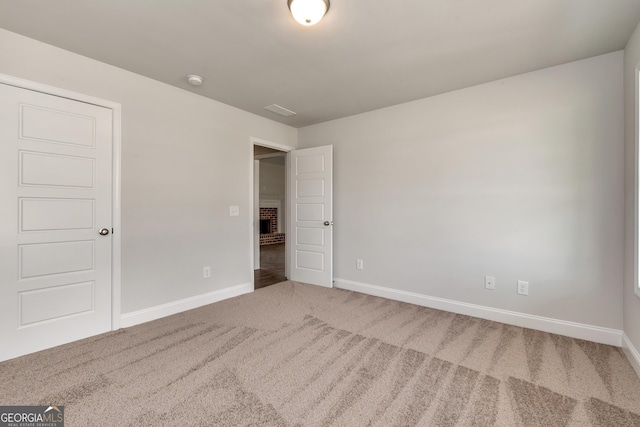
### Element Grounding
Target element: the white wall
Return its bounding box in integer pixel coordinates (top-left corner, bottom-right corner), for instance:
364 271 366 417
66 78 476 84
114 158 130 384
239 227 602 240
259 157 286 198
624 22 640 355
259 157 286 233
0 29 297 314
0 27 629 339
299 52 624 330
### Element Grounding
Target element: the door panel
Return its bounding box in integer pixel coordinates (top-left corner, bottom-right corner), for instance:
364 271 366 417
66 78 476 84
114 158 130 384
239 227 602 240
296 227 324 246
0 83 113 362
20 198 95 231
20 151 95 188
297 179 325 197
289 146 333 287
21 104 96 146
296 203 323 221
19 281 95 326
20 241 95 278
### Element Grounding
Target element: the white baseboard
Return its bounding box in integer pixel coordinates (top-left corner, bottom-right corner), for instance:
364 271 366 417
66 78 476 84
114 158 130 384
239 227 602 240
334 278 623 347
623 333 640 378
120 283 253 328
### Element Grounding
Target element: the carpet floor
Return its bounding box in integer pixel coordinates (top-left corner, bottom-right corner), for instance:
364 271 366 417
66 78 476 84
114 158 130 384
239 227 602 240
1 281 640 426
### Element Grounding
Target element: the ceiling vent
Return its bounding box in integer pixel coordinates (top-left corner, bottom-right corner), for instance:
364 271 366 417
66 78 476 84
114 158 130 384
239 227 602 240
264 104 297 117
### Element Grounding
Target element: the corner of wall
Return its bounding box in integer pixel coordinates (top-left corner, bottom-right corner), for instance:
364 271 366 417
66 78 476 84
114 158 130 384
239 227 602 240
623 333 640 378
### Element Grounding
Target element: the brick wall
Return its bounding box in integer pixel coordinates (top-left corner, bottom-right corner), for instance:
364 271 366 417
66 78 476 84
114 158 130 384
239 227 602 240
260 232 285 245
260 208 277 234
259 207 285 245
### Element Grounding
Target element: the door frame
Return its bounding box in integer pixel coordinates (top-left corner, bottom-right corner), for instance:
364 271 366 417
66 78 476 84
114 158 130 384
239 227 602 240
0 73 123 330
249 137 294 289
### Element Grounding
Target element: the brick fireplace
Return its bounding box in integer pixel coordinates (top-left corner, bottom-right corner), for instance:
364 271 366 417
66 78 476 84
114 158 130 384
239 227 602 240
259 206 285 245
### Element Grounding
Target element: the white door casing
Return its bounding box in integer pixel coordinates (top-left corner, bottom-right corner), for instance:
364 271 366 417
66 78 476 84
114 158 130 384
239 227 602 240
250 137 295 284
254 159 260 270
289 145 333 287
0 83 114 362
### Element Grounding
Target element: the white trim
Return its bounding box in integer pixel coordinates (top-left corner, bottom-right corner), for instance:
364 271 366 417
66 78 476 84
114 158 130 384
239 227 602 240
254 160 260 270
0 73 123 331
111 104 123 330
635 66 640 298
623 333 640 379
251 137 294 153
260 198 282 208
249 137 294 289
285 153 291 280
334 278 623 347
255 152 286 160
120 283 252 328
0 73 121 110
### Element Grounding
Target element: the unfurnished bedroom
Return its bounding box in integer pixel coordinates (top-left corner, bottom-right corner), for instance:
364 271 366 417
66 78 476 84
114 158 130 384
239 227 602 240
1 1 640 426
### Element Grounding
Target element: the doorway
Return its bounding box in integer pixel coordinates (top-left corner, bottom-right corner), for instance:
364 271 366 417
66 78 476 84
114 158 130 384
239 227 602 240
250 138 334 290
253 144 288 289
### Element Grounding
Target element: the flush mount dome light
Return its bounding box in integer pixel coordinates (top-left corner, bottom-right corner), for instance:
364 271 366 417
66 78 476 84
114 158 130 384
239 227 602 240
187 75 203 86
288 0 329 26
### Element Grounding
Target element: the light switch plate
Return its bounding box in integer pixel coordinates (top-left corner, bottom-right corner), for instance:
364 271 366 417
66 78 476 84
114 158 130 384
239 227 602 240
229 205 239 216
517 280 529 296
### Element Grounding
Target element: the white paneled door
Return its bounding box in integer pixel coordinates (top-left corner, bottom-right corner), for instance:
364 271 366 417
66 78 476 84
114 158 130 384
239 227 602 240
289 146 333 287
0 83 113 362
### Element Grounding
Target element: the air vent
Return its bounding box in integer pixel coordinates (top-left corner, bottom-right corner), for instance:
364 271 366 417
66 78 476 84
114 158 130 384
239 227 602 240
264 104 297 117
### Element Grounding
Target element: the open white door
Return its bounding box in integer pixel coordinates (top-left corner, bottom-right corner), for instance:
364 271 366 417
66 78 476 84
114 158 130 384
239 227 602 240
289 145 333 287
0 83 113 361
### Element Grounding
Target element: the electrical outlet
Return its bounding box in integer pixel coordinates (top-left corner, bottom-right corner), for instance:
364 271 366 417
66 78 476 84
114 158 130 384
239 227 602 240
356 259 364 270
203 266 211 278
485 276 495 290
517 280 529 295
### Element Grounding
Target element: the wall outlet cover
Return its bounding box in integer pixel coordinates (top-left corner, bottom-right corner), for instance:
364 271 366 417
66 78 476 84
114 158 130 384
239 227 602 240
485 276 496 290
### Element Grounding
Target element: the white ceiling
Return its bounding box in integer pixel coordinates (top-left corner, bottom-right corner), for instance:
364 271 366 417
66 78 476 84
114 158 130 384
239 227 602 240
1 0 640 128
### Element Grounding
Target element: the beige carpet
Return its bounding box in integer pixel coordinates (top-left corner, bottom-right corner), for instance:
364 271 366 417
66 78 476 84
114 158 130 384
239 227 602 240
1 281 640 426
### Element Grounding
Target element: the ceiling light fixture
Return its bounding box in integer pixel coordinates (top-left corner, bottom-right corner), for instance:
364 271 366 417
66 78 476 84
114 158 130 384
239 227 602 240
187 74 203 86
288 0 329 26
